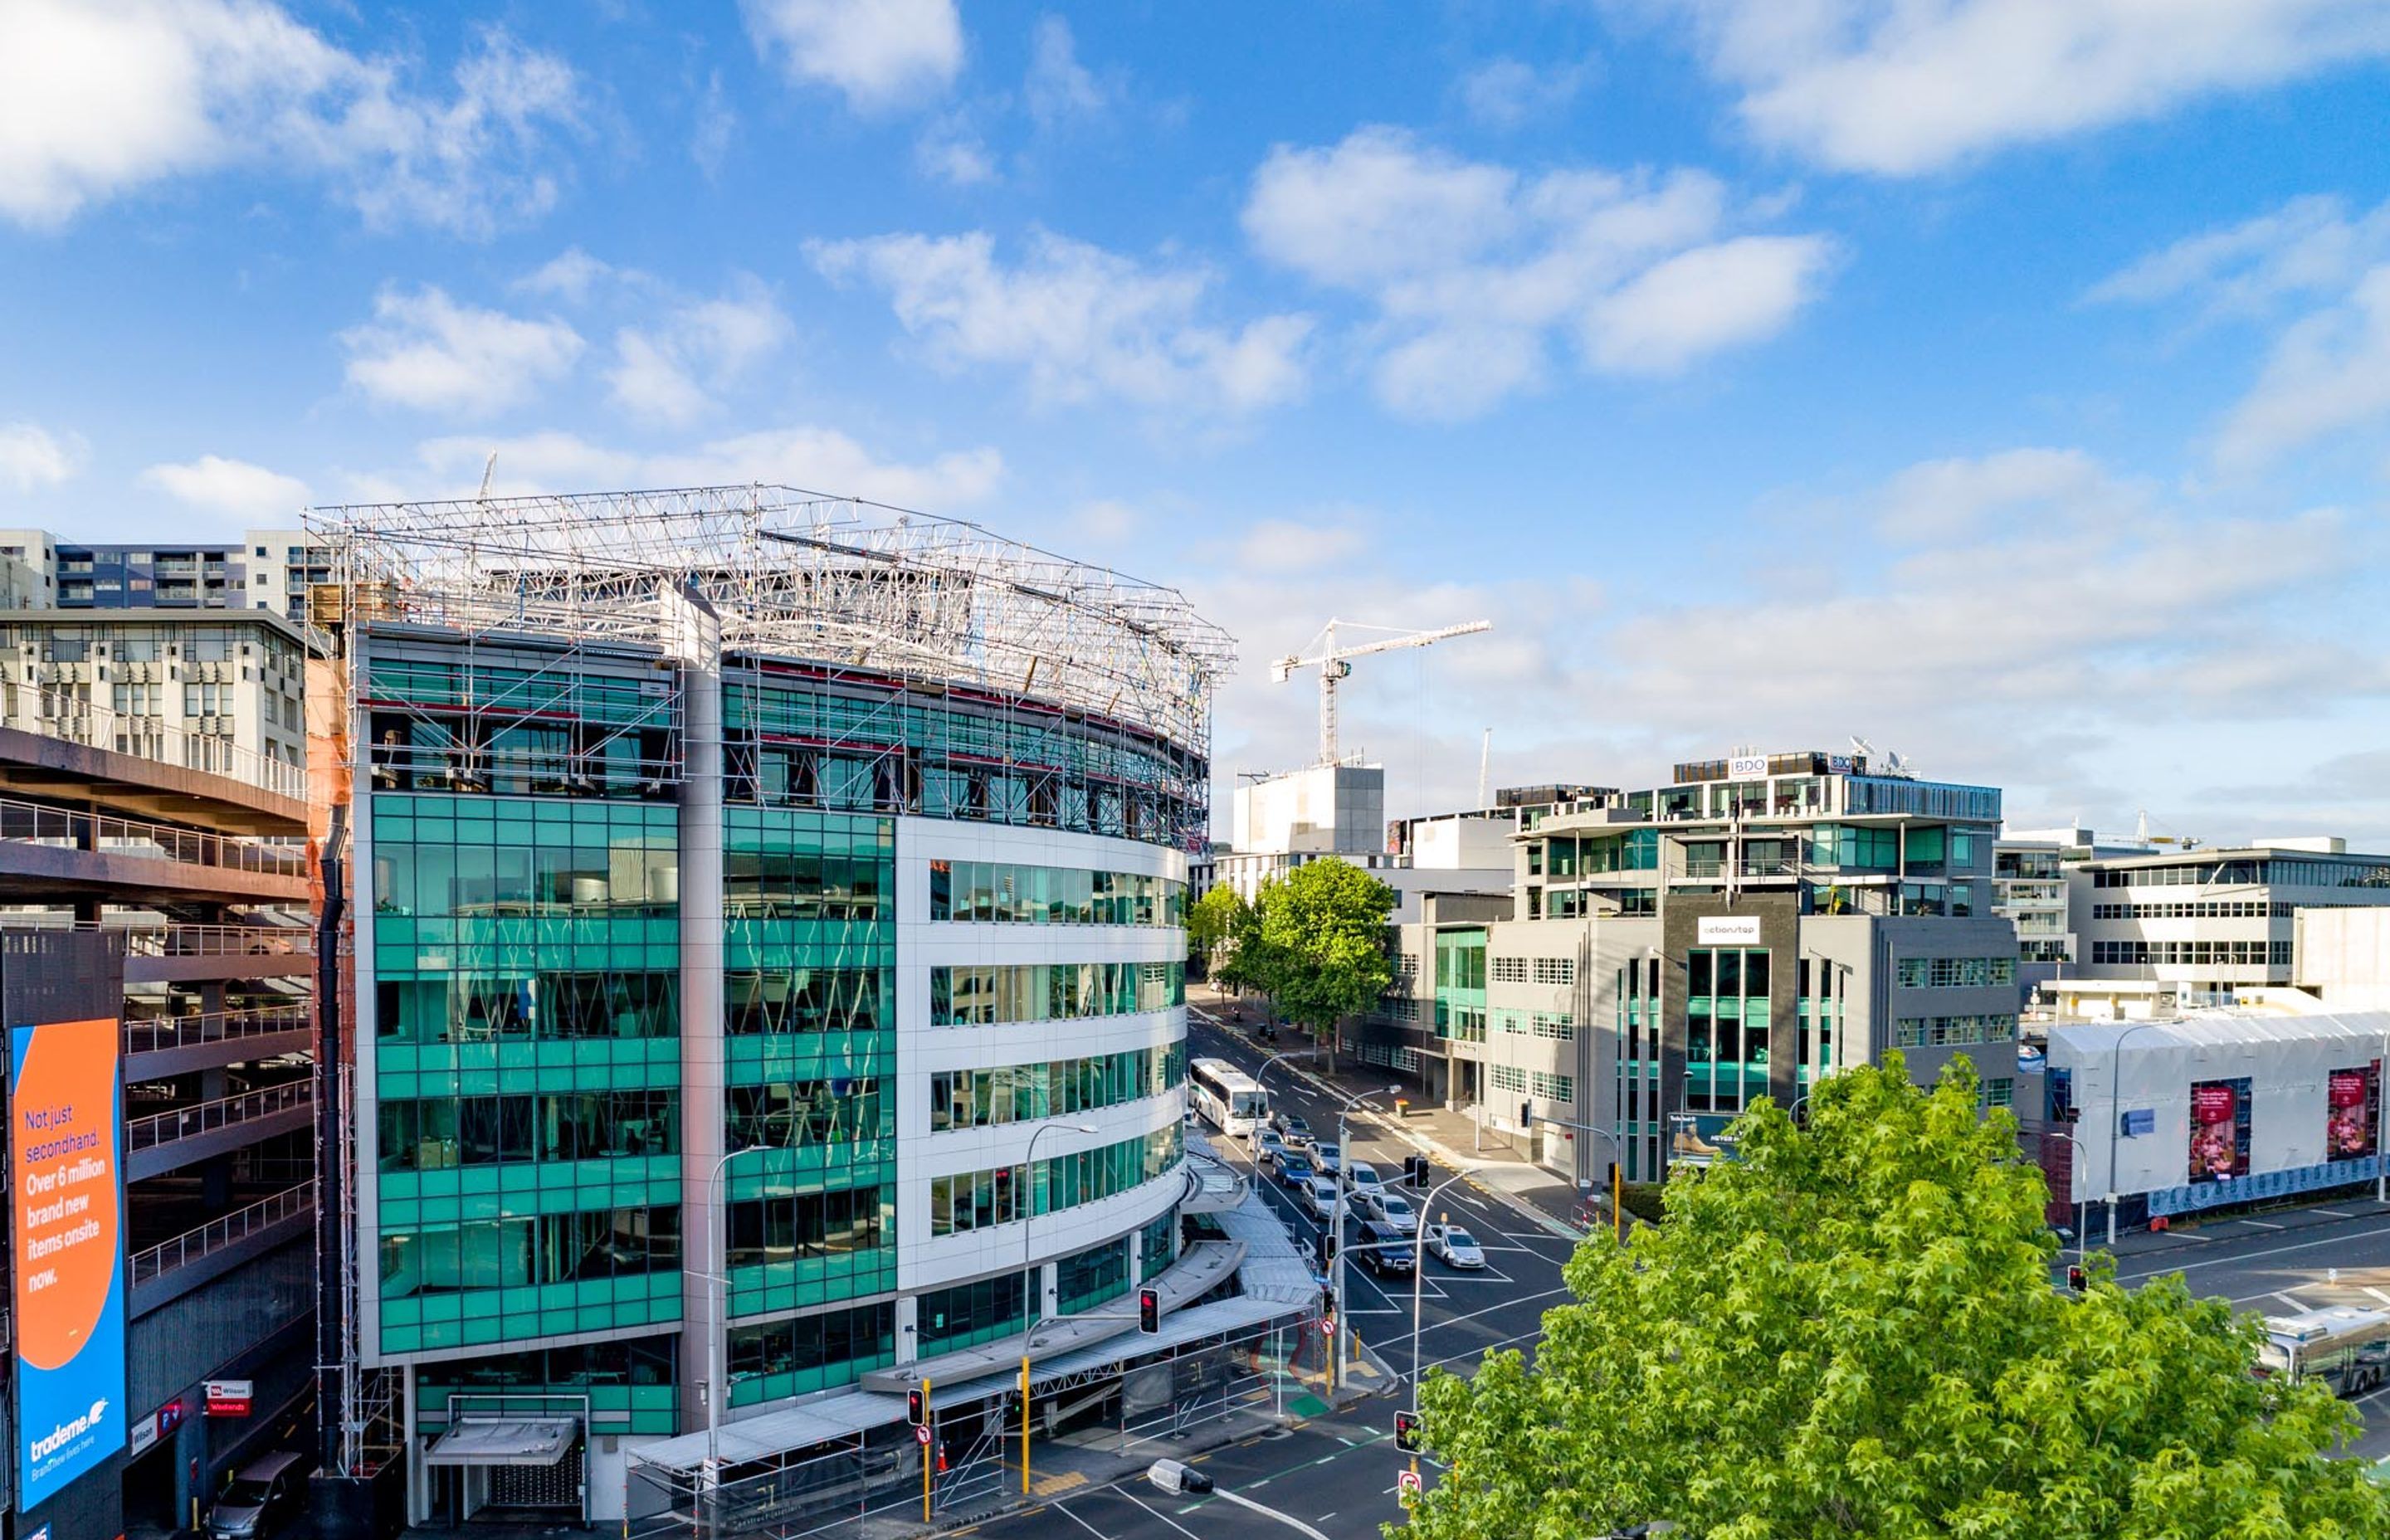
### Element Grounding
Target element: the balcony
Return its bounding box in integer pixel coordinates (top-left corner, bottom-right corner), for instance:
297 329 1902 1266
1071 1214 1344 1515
128 1082 314 1179
130 1181 315 1313
0 794 308 904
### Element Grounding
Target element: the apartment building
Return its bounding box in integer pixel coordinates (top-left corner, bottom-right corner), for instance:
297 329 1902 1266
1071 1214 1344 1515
0 652 317 1537
0 528 334 622
315 490 1241 1529
1359 753 2020 1185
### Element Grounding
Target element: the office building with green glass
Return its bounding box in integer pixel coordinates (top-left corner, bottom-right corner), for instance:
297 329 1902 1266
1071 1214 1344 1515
1359 755 2022 1186
319 489 1227 1527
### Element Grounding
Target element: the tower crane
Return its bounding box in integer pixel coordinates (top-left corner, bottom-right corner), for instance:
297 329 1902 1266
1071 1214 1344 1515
1271 618 1491 767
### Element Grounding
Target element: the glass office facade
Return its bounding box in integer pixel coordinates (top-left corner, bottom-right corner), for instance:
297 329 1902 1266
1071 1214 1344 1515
372 793 684 1355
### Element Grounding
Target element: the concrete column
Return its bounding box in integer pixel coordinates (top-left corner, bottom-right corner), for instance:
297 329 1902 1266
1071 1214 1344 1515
666 584 728 1436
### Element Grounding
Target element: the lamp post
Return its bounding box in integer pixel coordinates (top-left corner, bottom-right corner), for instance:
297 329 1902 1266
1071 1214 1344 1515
1329 1084 1400 1393
2104 1021 2165 1245
2048 1127 2090 1279
1019 1120 1100 1494
1542 1116 1627 1245
1403 1171 1471 1484
700 1143 763 1513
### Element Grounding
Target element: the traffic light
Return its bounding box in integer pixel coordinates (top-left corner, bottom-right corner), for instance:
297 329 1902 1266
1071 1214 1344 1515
1319 1283 1336 1318
1393 1411 1422 1453
2066 1264 2087 1293
1407 1154 1431 1187
1138 1286 1160 1334
907 1386 926 1425
1316 1231 1336 1270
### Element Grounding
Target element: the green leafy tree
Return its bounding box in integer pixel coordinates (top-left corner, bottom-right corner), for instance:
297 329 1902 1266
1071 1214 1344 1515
1399 1056 2389 1540
1256 856 1395 1075
1187 882 1249 979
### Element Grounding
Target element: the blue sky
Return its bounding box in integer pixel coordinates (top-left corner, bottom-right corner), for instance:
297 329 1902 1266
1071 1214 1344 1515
6 1 2390 841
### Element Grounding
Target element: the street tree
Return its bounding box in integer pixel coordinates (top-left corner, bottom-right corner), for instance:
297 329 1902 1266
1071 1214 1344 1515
1187 882 1248 980
1254 857 1395 1075
1398 1055 2390 1540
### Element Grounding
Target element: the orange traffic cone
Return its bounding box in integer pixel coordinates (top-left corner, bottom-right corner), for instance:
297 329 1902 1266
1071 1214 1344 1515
937 1443 949 1474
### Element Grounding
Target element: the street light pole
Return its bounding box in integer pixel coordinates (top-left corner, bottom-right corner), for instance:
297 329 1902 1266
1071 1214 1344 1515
1405 1172 1471 1484
1329 1085 1399 1393
2049 1127 2090 1279
702 1143 762 1508
1541 1115 1627 1245
2104 1021 2163 1245
1019 1120 1099 1494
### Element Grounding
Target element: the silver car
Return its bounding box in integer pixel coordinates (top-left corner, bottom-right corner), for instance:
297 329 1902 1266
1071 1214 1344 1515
1300 1177 1339 1221
1424 1222 1485 1269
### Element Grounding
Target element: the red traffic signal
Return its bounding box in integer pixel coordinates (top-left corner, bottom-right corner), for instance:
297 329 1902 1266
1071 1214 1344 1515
1394 1410 1422 1453
907 1386 926 1425
1138 1286 1160 1334
2065 1265 2087 1293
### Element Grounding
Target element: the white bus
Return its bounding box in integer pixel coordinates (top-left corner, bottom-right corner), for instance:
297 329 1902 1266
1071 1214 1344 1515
2257 1305 2390 1397
1188 1057 1270 1138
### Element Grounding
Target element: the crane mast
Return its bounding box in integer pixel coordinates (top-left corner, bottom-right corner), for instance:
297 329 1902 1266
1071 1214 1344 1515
1271 617 1492 766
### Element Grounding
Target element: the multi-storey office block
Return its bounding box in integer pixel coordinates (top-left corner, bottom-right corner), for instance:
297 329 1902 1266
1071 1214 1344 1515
322 490 1228 1527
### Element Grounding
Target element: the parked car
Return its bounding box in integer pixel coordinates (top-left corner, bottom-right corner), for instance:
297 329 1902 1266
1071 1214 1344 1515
1424 1222 1486 1270
1273 1112 1314 1148
1313 1143 1342 1178
1343 1160 1383 1196
1354 1220 1415 1278
1300 1177 1339 1221
206 1450 315 1540
1275 1153 1316 1191
1359 1191 1419 1235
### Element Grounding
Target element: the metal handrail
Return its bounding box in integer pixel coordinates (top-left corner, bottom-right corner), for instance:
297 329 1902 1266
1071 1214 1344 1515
21 687 301 794
17 686 308 800
124 1006 310 1055
0 919 312 956
128 1082 313 1153
130 1181 315 1287
0 796 306 878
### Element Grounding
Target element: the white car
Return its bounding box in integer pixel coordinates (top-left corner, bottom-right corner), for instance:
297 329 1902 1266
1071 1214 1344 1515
1423 1222 1485 1270
1343 1161 1383 1196
1360 1191 1419 1235
1300 1177 1339 1221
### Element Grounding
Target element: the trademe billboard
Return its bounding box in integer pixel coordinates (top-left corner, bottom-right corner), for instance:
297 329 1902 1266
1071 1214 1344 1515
12 1017 127 1509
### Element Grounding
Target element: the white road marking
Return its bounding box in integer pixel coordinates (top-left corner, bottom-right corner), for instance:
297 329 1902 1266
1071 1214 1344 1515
2274 1291 2311 1311
1123 1489 1207 1540
2314 1209 2354 1219
2111 1217 2390 1280
2367 1287 2390 1308
2238 1219 2285 1231
1419 1288 1571 1335
1051 1497 1112 1540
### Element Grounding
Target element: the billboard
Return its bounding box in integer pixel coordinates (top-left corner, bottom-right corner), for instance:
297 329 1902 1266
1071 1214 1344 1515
2188 1078 2251 1185
12 1017 126 1509
2327 1062 2381 1162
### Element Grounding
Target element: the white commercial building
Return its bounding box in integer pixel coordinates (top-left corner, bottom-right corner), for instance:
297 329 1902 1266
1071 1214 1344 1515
2046 1011 2390 1223
1215 763 1509 922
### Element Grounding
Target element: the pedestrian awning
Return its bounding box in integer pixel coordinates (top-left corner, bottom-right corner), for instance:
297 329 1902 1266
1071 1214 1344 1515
423 1417 580 1467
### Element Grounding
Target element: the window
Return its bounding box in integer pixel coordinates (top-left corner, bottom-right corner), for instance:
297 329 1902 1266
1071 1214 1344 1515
1490 957 1529 984
929 860 1185 927
1532 957 1576 987
1893 1015 2019 1047
1980 1078 2015 1110
929 961 1185 1026
1895 957 2018 989
929 1125 1183 1237
1490 1065 1525 1094
1530 1071 1574 1104
929 1045 1183 1130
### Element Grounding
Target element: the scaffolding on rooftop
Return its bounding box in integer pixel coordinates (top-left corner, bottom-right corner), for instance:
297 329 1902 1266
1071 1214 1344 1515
305 485 1234 755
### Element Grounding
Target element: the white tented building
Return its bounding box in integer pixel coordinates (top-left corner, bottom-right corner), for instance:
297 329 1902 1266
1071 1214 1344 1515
2046 1011 2390 1222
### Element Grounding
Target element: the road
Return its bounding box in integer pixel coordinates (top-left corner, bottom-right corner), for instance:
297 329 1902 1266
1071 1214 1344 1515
965 1010 1583 1540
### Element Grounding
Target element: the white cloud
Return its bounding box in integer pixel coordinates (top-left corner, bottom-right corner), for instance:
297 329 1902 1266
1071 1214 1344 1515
1026 15 1113 128
1456 55 1596 130
1234 518 1368 572
1657 0 2390 177
0 1 580 232
812 229 1312 418
341 285 584 416
1875 446 2122 539
604 275 793 426
1243 127 1830 417
139 454 310 519
406 425 1002 509
915 126 997 185
0 422 82 491
691 71 735 180
741 0 963 113
2218 265 2390 466
518 247 613 303
2096 195 2390 465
